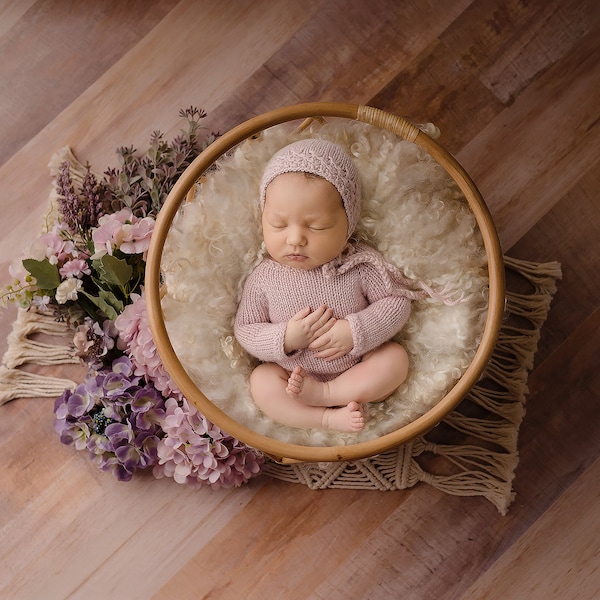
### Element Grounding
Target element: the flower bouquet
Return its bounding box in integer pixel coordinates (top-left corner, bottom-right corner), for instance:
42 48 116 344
1 108 263 487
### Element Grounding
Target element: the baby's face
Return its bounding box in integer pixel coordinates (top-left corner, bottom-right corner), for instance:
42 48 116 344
262 172 348 271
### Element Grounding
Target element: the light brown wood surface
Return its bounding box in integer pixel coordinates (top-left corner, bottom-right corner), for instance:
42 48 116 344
1 1 599 598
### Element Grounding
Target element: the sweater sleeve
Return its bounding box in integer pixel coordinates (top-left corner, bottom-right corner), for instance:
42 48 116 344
233 270 288 364
345 262 412 357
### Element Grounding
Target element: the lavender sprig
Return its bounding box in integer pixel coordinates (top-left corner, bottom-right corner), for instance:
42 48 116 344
103 107 216 217
56 161 108 234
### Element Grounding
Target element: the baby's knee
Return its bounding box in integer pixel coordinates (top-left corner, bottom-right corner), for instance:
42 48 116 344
250 363 287 394
382 341 409 380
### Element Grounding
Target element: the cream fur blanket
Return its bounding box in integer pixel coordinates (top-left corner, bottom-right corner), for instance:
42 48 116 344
160 120 488 447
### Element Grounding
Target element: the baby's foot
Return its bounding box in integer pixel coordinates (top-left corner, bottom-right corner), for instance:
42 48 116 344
285 366 305 396
286 366 330 406
321 401 365 433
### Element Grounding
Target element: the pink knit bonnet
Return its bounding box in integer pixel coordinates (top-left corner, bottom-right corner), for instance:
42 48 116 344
259 139 361 238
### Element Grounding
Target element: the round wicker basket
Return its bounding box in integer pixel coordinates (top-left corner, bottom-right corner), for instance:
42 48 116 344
145 102 505 463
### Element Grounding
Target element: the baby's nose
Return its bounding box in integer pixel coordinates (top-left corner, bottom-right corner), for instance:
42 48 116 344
287 226 306 246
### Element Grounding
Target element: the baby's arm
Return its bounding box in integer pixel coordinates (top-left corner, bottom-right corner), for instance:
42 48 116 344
284 305 336 353
235 274 288 363
346 295 411 357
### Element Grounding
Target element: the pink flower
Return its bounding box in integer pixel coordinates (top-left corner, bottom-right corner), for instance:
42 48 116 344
92 210 128 255
59 258 91 279
119 217 154 255
114 292 181 399
40 225 77 264
92 208 154 257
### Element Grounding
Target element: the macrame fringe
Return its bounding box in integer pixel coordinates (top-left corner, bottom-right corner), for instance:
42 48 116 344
0 308 79 404
263 257 562 515
0 366 77 406
503 255 562 293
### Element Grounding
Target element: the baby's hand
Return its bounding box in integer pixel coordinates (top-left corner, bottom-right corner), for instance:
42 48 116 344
309 319 354 360
284 305 336 354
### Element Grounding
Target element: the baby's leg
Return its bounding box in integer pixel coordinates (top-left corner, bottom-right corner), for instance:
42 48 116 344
288 342 409 407
250 363 365 432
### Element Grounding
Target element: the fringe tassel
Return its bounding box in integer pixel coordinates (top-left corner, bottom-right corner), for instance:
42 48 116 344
506 291 556 328
413 466 515 515
441 411 521 449
466 387 525 423
0 308 79 402
0 148 89 404
413 439 517 482
503 255 562 292
0 366 77 406
48 145 90 182
13 306 71 336
3 338 78 369
402 257 561 513
2 308 78 369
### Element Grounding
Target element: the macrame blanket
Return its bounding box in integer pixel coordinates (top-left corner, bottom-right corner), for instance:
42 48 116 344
262 255 560 514
0 255 560 514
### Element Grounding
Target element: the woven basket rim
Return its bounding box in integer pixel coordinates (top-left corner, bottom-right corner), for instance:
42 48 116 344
145 102 505 463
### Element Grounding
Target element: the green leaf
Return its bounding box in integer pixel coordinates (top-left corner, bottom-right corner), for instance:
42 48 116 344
94 254 133 288
81 289 124 321
22 258 61 290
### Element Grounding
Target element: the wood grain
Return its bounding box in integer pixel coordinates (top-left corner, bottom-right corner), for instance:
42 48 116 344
1 1 599 598
461 456 600 600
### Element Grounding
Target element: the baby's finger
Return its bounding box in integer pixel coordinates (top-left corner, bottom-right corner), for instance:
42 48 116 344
308 334 326 350
314 318 336 338
299 304 323 325
306 305 331 328
312 309 335 331
292 306 312 321
314 346 345 360
309 332 333 350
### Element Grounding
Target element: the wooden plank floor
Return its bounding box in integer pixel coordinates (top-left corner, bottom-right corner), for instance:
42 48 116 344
1 1 599 598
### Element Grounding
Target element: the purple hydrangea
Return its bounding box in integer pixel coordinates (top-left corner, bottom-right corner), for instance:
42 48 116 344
115 293 265 488
54 356 165 481
153 398 264 489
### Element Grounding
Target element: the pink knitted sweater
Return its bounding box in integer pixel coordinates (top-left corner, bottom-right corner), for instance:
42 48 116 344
234 243 412 382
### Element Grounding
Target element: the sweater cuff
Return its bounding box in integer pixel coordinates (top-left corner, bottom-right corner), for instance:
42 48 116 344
273 321 289 362
346 313 364 357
